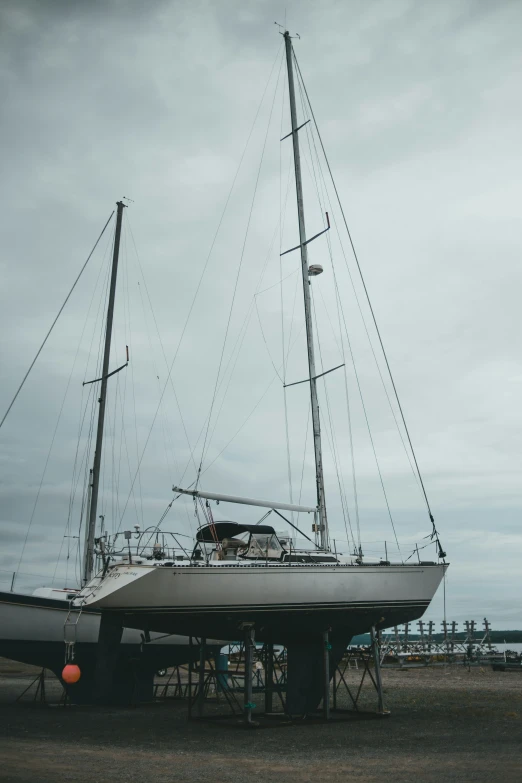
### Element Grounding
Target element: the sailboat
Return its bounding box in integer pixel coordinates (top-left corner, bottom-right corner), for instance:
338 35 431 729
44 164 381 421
0 201 222 704
74 32 448 713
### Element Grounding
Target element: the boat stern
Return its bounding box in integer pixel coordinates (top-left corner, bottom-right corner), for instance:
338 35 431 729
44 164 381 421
73 564 154 609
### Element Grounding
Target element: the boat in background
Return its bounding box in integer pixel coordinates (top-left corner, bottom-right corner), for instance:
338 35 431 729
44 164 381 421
0 202 223 704
0 586 219 704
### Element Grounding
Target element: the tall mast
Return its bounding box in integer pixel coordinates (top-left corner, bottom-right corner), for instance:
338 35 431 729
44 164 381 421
283 32 329 551
82 200 125 584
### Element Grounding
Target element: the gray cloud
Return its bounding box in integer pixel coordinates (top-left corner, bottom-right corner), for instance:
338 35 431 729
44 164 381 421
1 0 521 632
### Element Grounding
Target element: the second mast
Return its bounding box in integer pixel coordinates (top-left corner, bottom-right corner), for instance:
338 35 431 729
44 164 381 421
83 200 126 584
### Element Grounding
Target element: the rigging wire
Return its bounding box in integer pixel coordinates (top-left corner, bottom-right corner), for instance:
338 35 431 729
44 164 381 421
51 384 95 586
255 267 299 296
297 405 310 511
197 48 285 479
122 225 144 530
310 287 357 553
173 212 290 496
174 321 306 497
254 299 283 383
128 213 278 532
298 80 420 492
0 211 114 432
278 54 294 519
292 51 444 556
280 199 294 511
115 378 143 526
198 53 299 477
52 226 114 585
294 71 361 551
295 63 400 556
115 42 284 530
17 217 116 578
75 228 116 579
114 232 132 529
326 278 402 556
127 218 200 479
167 319 307 519
126 220 195 536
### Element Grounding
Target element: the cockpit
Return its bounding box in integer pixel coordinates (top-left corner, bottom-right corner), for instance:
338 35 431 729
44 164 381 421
193 521 339 564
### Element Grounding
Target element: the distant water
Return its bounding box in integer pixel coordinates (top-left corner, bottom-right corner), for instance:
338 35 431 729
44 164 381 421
495 643 522 654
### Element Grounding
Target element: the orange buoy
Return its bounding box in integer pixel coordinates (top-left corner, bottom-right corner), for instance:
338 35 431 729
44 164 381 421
62 664 81 684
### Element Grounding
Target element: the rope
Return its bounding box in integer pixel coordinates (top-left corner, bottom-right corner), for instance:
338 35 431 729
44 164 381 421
293 52 444 557
0 211 114 432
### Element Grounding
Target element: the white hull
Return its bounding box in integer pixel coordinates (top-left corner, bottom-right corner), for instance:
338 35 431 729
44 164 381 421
0 589 223 678
77 561 447 642
0 591 187 646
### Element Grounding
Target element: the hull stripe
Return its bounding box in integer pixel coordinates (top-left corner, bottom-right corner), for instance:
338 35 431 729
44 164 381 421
114 599 431 614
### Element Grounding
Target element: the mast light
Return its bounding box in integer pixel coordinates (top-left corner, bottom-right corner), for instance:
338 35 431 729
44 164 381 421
308 264 323 276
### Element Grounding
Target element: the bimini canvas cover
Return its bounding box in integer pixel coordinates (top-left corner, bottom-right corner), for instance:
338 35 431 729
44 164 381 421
196 521 276 543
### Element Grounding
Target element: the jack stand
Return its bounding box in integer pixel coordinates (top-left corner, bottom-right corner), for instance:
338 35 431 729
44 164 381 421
197 637 206 718
332 632 390 718
187 638 244 720
242 623 258 727
323 629 331 720
15 668 47 704
264 642 274 713
370 625 387 715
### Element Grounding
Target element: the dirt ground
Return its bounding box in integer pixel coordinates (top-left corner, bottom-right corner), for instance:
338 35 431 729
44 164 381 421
0 662 521 782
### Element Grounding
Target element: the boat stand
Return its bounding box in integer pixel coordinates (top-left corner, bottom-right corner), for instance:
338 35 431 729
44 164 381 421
186 631 290 728
14 668 48 704
182 627 388 727
331 626 389 717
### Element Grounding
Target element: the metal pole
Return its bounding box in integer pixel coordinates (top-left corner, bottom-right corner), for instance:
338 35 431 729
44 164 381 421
83 201 126 584
244 626 255 725
283 31 329 551
188 636 193 718
82 469 93 582
197 637 206 717
371 625 385 714
265 642 274 713
10 572 15 592
323 630 330 720
332 662 337 711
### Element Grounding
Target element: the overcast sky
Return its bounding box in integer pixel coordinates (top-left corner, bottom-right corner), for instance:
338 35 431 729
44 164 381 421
1 0 521 632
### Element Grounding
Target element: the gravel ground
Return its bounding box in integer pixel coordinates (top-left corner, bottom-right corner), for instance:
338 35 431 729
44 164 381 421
0 664 521 782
